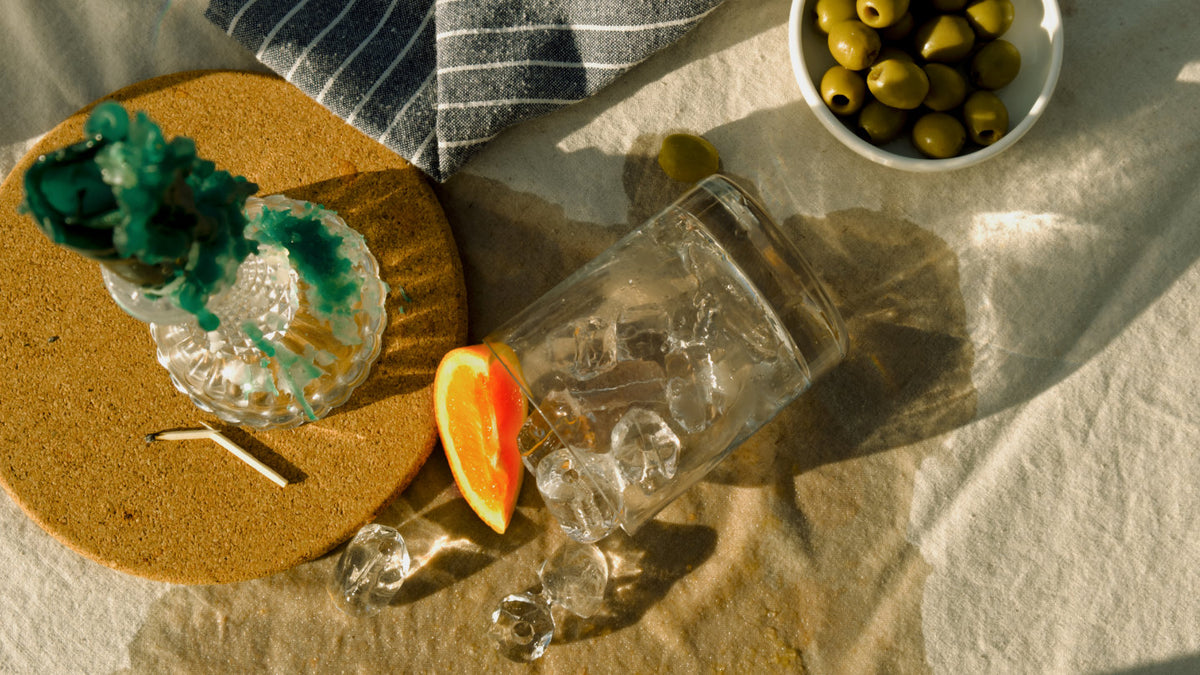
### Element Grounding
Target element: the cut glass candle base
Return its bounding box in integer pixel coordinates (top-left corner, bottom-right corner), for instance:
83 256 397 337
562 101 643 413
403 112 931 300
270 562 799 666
104 195 387 429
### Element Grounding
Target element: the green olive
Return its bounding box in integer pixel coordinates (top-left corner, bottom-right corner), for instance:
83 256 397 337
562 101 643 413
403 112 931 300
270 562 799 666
965 0 1015 39
912 112 966 158
867 57 929 109
857 100 908 145
879 12 914 41
657 134 720 183
914 15 976 63
827 20 882 70
821 66 868 115
962 90 1009 145
971 39 1021 89
922 63 968 111
931 0 968 10
814 0 858 34
856 0 909 29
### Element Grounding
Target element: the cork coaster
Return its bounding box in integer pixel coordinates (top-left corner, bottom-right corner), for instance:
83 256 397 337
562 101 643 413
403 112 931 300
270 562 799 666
0 71 467 584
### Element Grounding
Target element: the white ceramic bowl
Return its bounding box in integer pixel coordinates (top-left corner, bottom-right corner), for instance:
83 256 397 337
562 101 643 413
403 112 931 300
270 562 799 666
788 0 1064 171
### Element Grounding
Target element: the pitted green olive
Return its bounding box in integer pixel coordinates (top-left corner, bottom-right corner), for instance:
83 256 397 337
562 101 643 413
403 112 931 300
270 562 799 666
912 112 966 158
856 0 909 29
814 0 858 34
922 63 968 111
971 39 1021 89
965 0 1015 39
827 20 882 70
963 90 1010 145
821 66 868 115
857 100 908 145
867 57 929 109
914 15 976 63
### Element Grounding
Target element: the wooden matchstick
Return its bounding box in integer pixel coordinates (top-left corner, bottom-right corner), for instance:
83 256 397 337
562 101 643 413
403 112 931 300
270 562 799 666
147 423 288 488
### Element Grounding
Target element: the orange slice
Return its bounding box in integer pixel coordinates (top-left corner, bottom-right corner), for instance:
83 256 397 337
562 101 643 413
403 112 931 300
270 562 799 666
433 344 527 533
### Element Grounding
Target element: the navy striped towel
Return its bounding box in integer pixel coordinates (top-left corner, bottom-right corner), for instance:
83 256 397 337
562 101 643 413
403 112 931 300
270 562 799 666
206 0 724 182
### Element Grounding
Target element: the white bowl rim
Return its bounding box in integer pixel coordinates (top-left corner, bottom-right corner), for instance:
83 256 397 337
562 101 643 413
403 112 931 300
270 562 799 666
787 0 1065 172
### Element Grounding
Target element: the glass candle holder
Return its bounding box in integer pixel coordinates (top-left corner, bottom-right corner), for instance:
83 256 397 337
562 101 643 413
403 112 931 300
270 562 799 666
103 195 387 429
21 101 386 430
484 175 847 542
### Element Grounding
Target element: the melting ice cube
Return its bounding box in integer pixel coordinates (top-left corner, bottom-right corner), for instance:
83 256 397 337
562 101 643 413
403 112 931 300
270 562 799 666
616 305 671 362
539 540 608 618
566 359 668 430
327 524 411 617
663 345 717 432
488 592 554 662
610 407 681 492
535 447 618 543
517 386 598 470
568 317 617 380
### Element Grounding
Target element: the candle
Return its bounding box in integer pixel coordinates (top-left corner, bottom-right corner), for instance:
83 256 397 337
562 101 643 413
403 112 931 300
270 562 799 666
20 101 258 331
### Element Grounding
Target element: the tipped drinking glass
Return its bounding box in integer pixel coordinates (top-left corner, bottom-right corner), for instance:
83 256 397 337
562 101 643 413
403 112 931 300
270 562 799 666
484 175 847 542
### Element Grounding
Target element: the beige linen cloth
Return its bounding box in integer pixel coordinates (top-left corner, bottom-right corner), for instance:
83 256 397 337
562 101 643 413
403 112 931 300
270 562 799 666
2 0 1199 672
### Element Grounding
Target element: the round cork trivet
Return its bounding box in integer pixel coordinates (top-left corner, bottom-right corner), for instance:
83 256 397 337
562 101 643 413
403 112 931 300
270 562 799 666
0 71 467 584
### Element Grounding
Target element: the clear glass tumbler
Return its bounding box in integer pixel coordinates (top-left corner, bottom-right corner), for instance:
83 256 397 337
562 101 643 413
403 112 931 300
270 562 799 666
484 175 847 542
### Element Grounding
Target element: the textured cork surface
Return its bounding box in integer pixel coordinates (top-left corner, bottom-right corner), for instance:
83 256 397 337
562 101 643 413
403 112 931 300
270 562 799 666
0 70 467 584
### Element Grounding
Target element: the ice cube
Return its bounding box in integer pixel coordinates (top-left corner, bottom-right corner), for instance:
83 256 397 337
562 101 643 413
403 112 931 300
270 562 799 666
665 377 709 433
539 540 608 618
543 329 578 369
722 295 784 363
664 345 717 432
615 305 671 362
535 448 618 543
679 235 729 289
489 592 554 662
610 407 681 492
567 360 667 426
690 290 720 343
518 388 596 471
568 317 617 380
327 524 411 617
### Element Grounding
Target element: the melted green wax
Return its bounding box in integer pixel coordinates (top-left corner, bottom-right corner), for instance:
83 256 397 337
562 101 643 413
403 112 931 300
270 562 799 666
243 322 322 421
242 201 373 421
20 101 258 331
251 203 364 346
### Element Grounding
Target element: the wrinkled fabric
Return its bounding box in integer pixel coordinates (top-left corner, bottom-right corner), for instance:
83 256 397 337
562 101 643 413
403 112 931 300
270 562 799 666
3 0 1200 673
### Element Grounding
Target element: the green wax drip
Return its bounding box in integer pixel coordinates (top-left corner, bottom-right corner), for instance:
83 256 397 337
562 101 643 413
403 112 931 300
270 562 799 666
243 322 319 421
19 101 258 331
238 202 372 421
251 203 363 346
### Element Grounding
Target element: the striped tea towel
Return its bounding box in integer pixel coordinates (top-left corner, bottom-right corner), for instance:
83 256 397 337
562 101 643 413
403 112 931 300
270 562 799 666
205 0 725 182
